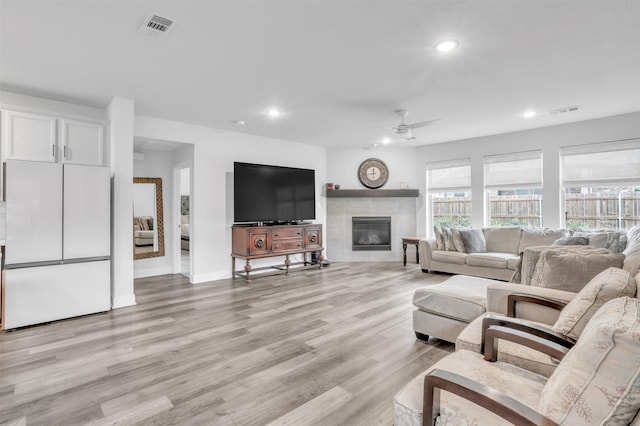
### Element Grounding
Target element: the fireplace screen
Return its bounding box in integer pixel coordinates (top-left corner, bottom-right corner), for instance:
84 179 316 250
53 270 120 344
352 216 391 251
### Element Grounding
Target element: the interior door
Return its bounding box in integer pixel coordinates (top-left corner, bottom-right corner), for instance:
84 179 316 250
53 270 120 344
5 160 63 264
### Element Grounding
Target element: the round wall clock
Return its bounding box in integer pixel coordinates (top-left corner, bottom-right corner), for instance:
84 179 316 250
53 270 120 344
358 158 389 189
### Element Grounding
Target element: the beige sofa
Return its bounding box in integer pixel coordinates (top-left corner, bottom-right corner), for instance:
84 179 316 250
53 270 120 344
419 227 567 281
133 216 154 246
413 243 636 343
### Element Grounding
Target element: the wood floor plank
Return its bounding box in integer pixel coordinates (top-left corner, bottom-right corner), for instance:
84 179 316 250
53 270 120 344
0 262 453 425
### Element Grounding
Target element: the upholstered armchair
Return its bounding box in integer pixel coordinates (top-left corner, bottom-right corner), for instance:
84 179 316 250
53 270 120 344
394 297 640 426
456 267 638 377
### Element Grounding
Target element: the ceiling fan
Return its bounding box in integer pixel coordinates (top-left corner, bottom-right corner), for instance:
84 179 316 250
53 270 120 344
380 109 441 141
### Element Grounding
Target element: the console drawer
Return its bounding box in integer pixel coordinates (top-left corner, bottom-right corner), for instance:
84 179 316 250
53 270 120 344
272 227 303 240
272 240 304 253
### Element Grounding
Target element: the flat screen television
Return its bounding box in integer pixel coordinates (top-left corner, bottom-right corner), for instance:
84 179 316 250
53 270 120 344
233 162 316 223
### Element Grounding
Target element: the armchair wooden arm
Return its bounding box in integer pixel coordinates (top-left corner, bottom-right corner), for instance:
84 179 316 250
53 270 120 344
484 325 570 363
481 313 576 353
423 369 558 426
507 294 567 318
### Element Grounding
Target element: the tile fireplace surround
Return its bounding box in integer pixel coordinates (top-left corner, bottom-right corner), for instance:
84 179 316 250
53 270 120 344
327 196 418 262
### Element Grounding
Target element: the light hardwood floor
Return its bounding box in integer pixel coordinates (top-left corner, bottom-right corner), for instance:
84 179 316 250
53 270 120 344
0 262 453 425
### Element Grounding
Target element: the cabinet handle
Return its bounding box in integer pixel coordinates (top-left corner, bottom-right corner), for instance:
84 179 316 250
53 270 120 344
63 146 69 160
52 144 56 158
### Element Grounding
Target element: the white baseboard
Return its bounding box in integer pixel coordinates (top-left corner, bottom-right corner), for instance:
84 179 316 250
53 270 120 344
192 270 230 284
133 265 173 279
112 293 137 308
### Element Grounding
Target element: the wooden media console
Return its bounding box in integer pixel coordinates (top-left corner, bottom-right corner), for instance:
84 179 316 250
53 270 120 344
231 224 324 282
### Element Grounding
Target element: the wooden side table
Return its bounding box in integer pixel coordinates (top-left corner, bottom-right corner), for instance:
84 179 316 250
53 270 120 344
401 237 422 266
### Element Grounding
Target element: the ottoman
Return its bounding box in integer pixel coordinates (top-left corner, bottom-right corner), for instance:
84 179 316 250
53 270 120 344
413 275 501 343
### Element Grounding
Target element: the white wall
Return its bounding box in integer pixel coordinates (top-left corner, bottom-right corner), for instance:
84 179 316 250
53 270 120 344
326 147 418 191
134 115 328 283
413 112 640 237
133 150 174 278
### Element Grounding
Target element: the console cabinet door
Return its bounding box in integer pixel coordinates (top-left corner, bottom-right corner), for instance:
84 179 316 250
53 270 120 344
60 119 105 166
3 110 57 162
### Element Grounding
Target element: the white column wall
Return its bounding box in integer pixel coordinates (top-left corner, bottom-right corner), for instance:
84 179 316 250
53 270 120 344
108 97 136 308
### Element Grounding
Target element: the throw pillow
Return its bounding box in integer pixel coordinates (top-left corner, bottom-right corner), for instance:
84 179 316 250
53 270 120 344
572 230 627 254
552 236 589 246
459 228 487 254
450 227 467 253
623 224 640 257
442 227 456 251
433 226 445 250
530 248 625 292
540 297 640 425
552 267 636 340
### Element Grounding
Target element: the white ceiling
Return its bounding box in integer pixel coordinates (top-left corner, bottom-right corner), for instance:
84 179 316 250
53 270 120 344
1 1 639 149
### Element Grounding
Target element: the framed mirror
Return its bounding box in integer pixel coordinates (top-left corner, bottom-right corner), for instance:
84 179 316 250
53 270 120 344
133 177 165 259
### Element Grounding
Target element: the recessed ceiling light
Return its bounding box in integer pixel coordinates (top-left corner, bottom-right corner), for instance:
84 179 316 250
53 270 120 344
382 137 391 145
266 108 282 118
523 110 537 119
435 39 459 52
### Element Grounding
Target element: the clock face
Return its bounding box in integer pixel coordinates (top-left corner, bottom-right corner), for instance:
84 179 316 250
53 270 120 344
358 158 389 189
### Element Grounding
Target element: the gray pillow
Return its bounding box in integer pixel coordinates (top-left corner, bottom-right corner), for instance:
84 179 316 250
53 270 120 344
450 227 468 253
552 236 589 246
433 226 445 250
459 228 487 254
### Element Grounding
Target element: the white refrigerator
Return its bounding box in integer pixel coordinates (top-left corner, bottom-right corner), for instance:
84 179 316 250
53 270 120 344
3 160 111 329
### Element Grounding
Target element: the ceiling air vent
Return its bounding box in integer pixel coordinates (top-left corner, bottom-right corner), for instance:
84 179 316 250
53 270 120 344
139 13 176 38
549 106 580 115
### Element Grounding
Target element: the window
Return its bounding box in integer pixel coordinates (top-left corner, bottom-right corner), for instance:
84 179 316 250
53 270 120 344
484 151 543 228
426 159 472 231
561 140 640 231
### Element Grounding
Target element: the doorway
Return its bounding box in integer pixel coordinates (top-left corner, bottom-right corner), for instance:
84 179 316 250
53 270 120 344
173 161 192 279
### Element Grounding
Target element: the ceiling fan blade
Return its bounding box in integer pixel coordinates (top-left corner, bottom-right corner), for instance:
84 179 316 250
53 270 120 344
409 119 441 129
363 126 397 130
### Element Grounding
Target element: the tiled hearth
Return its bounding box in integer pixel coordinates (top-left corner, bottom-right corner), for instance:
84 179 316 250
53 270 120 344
326 197 417 262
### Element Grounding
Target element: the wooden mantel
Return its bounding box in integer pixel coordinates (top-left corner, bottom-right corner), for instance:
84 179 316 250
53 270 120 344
326 189 419 198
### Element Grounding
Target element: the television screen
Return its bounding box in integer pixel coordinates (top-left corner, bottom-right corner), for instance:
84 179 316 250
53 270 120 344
234 162 316 223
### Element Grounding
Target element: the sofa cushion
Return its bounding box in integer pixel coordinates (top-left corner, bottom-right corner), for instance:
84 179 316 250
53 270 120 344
459 228 487 253
624 224 640 257
394 350 546 426
519 245 610 286
483 227 521 254
540 297 640 425
432 250 467 265
552 267 636 340
551 236 589 246
517 228 566 254
456 314 559 378
530 248 625 292
412 275 490 322
466 252 519 269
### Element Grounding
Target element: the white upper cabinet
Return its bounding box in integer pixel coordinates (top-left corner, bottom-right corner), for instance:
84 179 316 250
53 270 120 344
1 110 106 166
60 119 105 166
3 110 57 162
